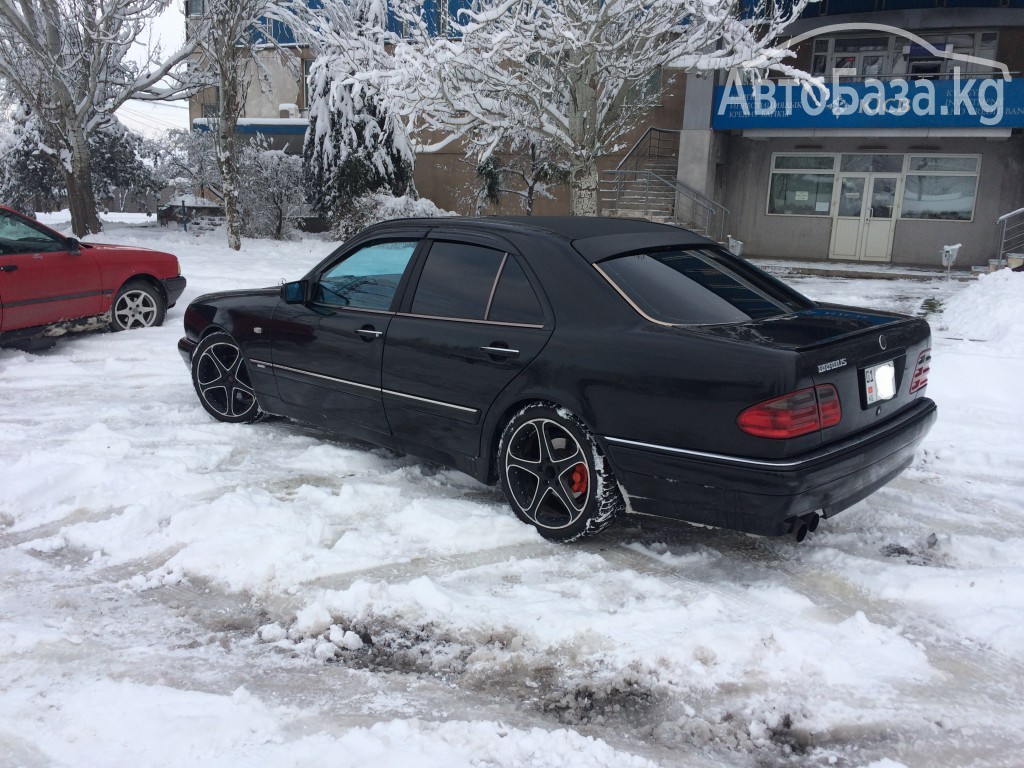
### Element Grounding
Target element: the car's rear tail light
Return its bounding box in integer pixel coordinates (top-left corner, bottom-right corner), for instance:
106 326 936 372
909 348 931 393
737 385 842 439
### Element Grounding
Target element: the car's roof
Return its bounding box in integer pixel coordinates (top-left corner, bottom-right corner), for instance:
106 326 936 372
369 216 719 262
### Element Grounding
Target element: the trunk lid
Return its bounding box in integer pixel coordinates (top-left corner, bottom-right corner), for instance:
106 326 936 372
693 304 933 444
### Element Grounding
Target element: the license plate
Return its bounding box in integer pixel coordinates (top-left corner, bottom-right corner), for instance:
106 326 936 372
864 360 896 404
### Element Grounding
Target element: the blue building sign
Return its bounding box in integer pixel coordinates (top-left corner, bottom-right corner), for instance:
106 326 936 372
713 77 1024 130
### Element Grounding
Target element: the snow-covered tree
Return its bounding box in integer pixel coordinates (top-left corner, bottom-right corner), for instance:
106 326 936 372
474 135 568 215
0 1 199 235
0 109 63 215
157 129 305 240
157 129 222 203
293 0 816 215
190 0 293 250
89 122 163 213
303 59 415 225
1 106 161 215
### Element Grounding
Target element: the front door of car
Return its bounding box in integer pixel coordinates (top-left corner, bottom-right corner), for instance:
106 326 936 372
269 239 421 444
382 239 552 467
0 211 101 331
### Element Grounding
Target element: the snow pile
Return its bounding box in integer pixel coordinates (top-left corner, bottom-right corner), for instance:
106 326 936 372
938 268 1024 349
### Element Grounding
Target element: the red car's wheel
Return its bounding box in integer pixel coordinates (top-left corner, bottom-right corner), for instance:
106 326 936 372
110 279 165 331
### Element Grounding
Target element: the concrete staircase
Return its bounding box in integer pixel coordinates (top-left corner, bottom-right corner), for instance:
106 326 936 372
599 128 729 242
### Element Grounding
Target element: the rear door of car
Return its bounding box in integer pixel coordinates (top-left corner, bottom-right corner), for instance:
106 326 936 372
269 236 423 444
382 235 552 466
0 211 101 331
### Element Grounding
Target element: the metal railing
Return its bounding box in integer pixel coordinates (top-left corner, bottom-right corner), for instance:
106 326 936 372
996 206 1024 268
599 128 730 242
616 127 679 174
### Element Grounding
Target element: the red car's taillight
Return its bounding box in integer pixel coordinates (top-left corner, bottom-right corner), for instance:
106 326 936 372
737 384 842 439
909 348 931 393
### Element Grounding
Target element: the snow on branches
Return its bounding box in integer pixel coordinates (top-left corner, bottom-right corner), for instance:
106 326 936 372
293 0 816 215
0 0 200 234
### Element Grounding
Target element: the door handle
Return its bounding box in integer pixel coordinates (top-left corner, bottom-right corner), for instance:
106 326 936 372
481 345 520 359
355 327 383 341
0 264 17 272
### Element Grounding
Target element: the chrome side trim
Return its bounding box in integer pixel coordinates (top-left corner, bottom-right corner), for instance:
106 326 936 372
382 388 478 414
484 252 509 320
592 263 673 328
395 312 543 330
252 359 379 392
252 358 477 414
310 304 393 316
602 436 811 468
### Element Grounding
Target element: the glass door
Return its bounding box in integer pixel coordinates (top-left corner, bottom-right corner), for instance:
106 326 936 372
828 174 899 262
829 175 866 259
860 176 899 262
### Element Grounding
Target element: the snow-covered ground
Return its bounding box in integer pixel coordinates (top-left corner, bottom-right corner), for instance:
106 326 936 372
2 217 1022 768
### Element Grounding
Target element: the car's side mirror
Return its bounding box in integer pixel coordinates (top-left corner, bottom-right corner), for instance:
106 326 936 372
66 237 81 255
281 280 308 304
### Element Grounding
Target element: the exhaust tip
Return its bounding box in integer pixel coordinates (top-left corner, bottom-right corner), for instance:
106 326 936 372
793 522 809 543
804 512 820 533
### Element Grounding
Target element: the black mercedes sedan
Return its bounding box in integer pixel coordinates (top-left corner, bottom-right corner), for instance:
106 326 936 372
178 217 936 543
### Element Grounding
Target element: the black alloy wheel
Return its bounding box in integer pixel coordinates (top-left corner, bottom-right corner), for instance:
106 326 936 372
110 279 165 331
498 403 623 541
191 332 263 424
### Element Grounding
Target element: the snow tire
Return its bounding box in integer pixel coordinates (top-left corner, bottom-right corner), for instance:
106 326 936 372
498 403 623 542
191 332 264 424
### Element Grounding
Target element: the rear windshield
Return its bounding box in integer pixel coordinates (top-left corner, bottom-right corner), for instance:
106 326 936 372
598 248 812 325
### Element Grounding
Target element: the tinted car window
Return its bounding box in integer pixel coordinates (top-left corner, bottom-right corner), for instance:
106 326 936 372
411 242 504 319
315 240 417 310
0 210 66 254
488 257 544 325
600 248 808 325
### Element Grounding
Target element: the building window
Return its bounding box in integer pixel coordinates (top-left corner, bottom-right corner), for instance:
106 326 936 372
839 154 903 173
807 31 999 80
187 0 205 17
301 59 314 110
767 155 836 216
767 152 981 221
901 155 980 222
201 86 221 119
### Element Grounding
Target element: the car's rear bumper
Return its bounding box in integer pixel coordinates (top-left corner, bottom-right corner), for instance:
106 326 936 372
163 276 187 308
602 397 937 536
177 336 196 366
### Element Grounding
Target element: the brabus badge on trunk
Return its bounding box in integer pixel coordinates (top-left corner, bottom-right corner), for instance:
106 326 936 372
817 358 847 373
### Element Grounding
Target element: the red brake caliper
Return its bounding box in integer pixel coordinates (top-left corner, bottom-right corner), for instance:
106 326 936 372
570 463 588 495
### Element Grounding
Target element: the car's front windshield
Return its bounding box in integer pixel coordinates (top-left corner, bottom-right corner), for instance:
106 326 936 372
597 248 813 326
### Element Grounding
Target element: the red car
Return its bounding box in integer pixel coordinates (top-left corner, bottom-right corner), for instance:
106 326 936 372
0 206 185 348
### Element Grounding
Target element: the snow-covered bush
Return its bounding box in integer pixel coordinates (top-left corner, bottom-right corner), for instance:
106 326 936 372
160 130 307 241
237 145 306 240
334 193 455 239
160 129 221 202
